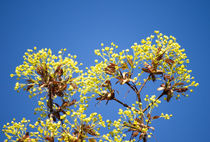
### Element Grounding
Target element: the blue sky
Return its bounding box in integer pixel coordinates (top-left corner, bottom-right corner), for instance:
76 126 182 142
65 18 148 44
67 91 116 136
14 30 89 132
1 0 210 141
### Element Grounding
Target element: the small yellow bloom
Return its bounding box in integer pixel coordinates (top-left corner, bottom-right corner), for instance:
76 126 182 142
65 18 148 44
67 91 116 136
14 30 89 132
105 47 109 51
154 30 159 34
195 83 199 87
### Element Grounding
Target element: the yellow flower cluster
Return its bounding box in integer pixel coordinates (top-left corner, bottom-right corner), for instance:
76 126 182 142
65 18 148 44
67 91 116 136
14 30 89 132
60 110 106 141
82 61 111 96
144 95 161 109
10 47 83 97
2 118 35 141
102 119 132 142
102 107 142 141
29 118 61 139
89 31 198 102
3 112 106 142
34 96 48 119
131 31 198 92
160 113 173 120
94 43 128 66
3 118 64 141
102 132 132 142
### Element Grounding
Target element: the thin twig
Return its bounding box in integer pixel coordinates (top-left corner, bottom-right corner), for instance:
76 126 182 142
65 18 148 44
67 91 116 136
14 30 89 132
126 82 141 103
126 82 138 93
137 76 150 96
113 97 131 109
113 97 139 113
143 92 164 113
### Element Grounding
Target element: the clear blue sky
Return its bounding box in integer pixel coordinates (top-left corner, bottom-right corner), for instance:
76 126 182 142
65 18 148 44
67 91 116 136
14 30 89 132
1 0 209 141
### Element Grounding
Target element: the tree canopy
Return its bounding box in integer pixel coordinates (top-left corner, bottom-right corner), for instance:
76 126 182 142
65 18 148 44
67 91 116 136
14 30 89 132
3 31 198 142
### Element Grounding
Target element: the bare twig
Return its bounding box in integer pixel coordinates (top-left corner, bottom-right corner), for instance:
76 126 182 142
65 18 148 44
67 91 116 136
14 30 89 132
113 97 139 113
126 82 138 93
137 76 150 97
126 82 142 103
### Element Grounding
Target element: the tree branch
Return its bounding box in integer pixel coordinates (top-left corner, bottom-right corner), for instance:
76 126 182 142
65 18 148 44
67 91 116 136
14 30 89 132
137 76 150 97
113 97 130 108
143 92 164 113
143 135 147 142
126 82 142 103
113 97 139 112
